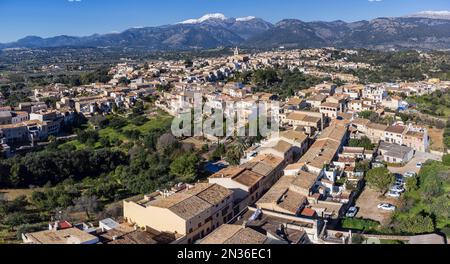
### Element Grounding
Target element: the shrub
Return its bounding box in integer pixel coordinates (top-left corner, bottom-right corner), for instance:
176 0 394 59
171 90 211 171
131 116 149 126
108 116 128 129
365 167 394 193
341 218 380 231
394 214 435 234
442 154 450 166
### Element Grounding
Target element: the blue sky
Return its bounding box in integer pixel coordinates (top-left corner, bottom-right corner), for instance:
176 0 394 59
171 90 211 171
0 0 449 42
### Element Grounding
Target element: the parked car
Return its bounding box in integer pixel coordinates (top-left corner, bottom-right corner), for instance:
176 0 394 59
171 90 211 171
346 207 358 218
390 185 405 193
394 173 403 179
416 163 423 168
395 179 405 186
404 172 417 178
386 191 401 198
378 203 396 211
372 162 386 168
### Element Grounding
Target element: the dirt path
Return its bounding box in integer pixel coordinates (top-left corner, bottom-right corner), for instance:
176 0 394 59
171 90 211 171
355 187 399 225
428 127 445 152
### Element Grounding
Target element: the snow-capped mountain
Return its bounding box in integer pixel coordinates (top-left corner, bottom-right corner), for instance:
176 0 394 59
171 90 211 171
179 13 228 24
4 13 450 50
406 11 450 20
177 13 273 40
236 16 256 22
179 13 259 24
0 13 272 50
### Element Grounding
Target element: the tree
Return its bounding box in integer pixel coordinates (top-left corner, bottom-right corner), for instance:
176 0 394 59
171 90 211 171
79 67 112 85
394 214 435 234
156 133 177 152
201 144 209 153
422 174 443 199
90 115 109 129
100 137 111 148
143 129 164 151
0 148 128 188
30 191 48 210
77 130 99 144
225 139 249 165
112 104 119 113
349 137 375 150
3 212 29 231
118 77 130 85
365 167 394 193
252 68 279 86
123 129 141 140
445 136 450 150
430 195 450 220
15 223 47 240
108 116 128 129
9 163 25 187
131 101 145 116
234 138 250 156
72 195 102 219
131 115 149 126
225 147 242 166
210 144 225 161
405 177 418 192
355 160 370 173
358 111 379 122
442 154 450 166
169 154 199 183
0 196 28 215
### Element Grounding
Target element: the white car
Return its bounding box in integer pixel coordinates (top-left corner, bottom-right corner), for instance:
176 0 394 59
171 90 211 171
416 163 423 168
346 207 358 218
391 185 405 193
372 162 386 168
386 191 401 198
378 203 396 211
404 172 417 178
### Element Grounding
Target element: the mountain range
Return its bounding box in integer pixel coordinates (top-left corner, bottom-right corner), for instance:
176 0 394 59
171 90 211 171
2 12 450 51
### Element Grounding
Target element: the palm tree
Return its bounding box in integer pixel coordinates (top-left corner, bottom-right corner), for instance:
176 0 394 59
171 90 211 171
234 137 250 156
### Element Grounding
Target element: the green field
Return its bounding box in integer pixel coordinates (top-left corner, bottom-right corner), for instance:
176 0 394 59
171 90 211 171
122 112 173 134
59 111 173 150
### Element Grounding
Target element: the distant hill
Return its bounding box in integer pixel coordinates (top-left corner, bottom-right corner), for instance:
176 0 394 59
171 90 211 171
0 14 273 51
245 17 450 50
2 13 450 51
406 11 450 20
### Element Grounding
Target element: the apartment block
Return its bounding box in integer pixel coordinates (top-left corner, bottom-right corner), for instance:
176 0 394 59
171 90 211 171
123 183 233 244
283 111 323 135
